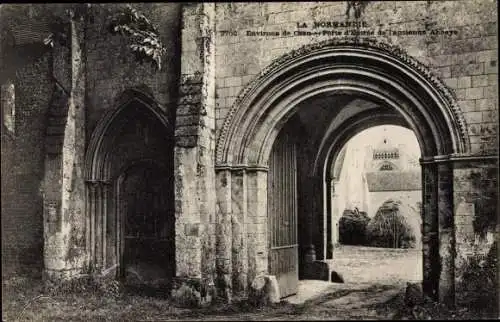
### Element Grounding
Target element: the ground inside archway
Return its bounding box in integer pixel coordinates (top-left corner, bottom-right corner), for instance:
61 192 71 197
327 245 422 284
285 244 422 305
3 273 488 321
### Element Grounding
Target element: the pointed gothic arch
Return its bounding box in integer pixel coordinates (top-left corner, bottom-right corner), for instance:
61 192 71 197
84 89 175 286
85 89 171 182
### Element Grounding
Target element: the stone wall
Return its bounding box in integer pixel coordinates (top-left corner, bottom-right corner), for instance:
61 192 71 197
453 159 498 308
172 3 218 306
1 50 52 277
213 1 498 151
85 3 181 135
1 3 183 278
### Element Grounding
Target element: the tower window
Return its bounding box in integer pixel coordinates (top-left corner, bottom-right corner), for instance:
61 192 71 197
380 163 394 171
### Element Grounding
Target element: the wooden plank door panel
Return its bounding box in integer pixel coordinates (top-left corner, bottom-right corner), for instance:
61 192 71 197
268 130 298 298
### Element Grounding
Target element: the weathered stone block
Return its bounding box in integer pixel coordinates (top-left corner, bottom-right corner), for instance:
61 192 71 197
457 76 471 89
465 87 484 100
466 111 484 123
472 75 489 88
185 223 200 236
483 85 497 98
171 280 202 307
248 275 280 305
451 62 484 77
330 270 344 283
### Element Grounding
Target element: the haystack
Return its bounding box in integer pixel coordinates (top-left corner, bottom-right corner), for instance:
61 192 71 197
366 200 416 248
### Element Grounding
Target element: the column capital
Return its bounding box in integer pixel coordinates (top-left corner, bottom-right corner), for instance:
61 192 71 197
215 164 269 172
85 179 112 187
420 154 499 165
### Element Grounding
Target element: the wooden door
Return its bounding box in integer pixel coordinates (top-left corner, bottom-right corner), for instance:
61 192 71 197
268 130 299 298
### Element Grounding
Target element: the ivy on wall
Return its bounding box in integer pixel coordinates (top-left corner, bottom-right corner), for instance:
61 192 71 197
469 168 498 238
43 4 166 71
108 5 167 71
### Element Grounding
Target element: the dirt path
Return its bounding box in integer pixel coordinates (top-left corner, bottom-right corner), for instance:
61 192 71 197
3 279 404 321
328 245 423 284
5 277 494 321
159 283 405 321
4 245 494 320
4 245 420 321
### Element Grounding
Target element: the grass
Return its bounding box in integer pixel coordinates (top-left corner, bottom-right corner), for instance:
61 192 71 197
3 243 497 322
4 276 497 321
2 276 311 321
369 287 499 320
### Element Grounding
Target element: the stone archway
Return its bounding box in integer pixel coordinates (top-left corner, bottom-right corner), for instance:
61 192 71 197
84 89 175 288
215 38 469 304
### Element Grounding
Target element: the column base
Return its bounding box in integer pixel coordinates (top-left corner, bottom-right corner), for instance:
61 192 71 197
171 277 215 307
303 260 344 283
248 275 280 305
43 267 86 281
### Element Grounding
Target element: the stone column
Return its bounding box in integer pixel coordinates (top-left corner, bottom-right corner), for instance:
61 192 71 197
43 12 87 280
85 180 110 272
215 169 232 301
331 179 340 248
246 168 269 285
421 161 439 301
173 3 217 306
437 161 455 306
231 169 248 298
326 176 333 259
309 176 325 260
301 176 317 264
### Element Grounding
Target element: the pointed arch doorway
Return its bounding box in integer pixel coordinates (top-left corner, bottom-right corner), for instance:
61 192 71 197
85 90 175 290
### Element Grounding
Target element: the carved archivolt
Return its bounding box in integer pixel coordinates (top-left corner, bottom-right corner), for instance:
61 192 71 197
216 37 470 165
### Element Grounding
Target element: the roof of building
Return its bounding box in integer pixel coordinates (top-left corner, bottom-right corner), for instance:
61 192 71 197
366 170 421 191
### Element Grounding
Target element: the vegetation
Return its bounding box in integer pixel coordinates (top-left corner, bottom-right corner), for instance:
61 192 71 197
338 208 370 245
366 200 416 249
42 4 166 71
4 275 495 321
108 5 167 71
338 201 417 249
456 241 498 314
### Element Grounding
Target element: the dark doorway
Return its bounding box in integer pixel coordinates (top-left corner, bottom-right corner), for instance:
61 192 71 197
118 161 174 291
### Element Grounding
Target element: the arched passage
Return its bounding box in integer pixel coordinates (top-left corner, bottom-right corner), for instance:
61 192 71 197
326 125 424 283
320 111 412 259
84 89 175 289
215 39 470 304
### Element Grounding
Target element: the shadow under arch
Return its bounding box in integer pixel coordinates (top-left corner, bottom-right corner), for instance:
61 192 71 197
85 88 171 182
84 89 175 288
